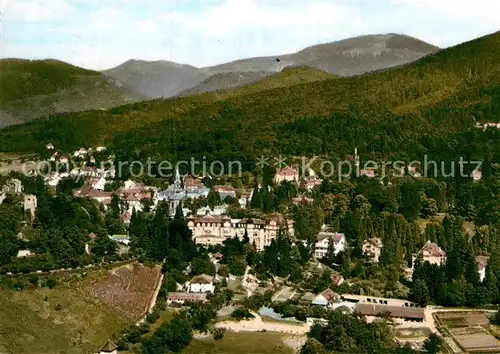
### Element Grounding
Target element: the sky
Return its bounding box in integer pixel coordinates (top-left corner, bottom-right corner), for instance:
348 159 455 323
1 0 499 70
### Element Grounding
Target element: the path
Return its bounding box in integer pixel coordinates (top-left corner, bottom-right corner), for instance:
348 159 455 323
216 310 310 335
241 266 254 297
136 266 164 325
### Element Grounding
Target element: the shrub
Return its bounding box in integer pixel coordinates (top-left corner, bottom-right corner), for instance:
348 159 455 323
231 307 254 320
46 278 57 289
212 327 226 340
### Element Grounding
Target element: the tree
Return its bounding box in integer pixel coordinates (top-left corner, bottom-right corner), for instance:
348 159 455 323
207 187 221 208
300 338 325 354
219 264 229 277
423 333 443 354
212 327 226 340
0 232 18 267
410 279 430 307
109 194 121 218
190 255 215 276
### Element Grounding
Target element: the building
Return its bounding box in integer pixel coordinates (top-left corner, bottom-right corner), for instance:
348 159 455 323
413 240 447 267
472 169 482 182
331 272 344 287
108 234 130 245
314 232 346 259
354 303 425 322
17 249 32 258
238 191 253 209
73 148 88 158
183 175 203 191
476 255 489 283
187 213 294 251
274 166 299 184
213 185 237 200
45 143 54 150
303 176 322 190
23 195 37 221
96 146 107 153
292 196 314 205
188 274 215 293
341 294 417 308
196 205 228 216
362 238 383 263
359 168 376 178
97 340 118 354
311 289 340 307
3 178 22 194
167 292 208 305
156 167 209 215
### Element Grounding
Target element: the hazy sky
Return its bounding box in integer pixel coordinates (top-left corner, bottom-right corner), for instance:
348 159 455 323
1 0 499 70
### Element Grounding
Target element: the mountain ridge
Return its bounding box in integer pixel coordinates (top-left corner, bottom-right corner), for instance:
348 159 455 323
0 31 498 168
103 33 439 99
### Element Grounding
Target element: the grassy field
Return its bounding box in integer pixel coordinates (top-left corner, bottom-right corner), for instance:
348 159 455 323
182 332 296 354
0 280 129 353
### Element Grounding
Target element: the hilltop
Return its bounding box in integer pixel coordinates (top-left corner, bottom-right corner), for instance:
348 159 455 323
102 59 209 99
0 59 139 127
103 33 438 99
205 33 439 75
0 32 499 167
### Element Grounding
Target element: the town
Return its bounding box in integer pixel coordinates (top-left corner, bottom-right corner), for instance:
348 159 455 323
0 139 498 354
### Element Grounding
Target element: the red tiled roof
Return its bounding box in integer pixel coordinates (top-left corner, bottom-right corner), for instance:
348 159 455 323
214 185 236 192
317 232 345 243
420 241 446 257
476 255 489 268
320 288 338 302
276 166 299 176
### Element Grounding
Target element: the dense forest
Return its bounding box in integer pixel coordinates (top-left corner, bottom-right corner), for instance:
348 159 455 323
0 33 498 176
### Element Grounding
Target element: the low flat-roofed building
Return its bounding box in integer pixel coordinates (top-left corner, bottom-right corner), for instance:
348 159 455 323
355 303 425 322
167 292 208 305
341 294 417 307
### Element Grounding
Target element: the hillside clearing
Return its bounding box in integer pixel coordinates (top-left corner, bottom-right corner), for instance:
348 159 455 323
0 281 129 353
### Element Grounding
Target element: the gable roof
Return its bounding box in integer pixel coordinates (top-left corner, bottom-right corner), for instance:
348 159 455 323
100 339 118 352
476 255 489 268
190 274 214 284
319 288 338 302
317 232 345 243
420 240 446 257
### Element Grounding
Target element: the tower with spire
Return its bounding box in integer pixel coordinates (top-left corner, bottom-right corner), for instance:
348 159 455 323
354 147 360 171
174 164 181 191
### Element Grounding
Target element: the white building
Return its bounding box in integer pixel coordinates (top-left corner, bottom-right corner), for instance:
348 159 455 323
476 255 488 283
24 195 37 221
91 177 107 191
274 166 300 184
17 249 32 258
73 148 88 158
45 143 54 150
314 232 346 259
167 292 208 305
96 146 107 153
362 238 383 263
188 274 215 293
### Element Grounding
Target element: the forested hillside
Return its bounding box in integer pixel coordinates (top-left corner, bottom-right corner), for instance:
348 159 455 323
0 59 138 127
0 32 499 169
